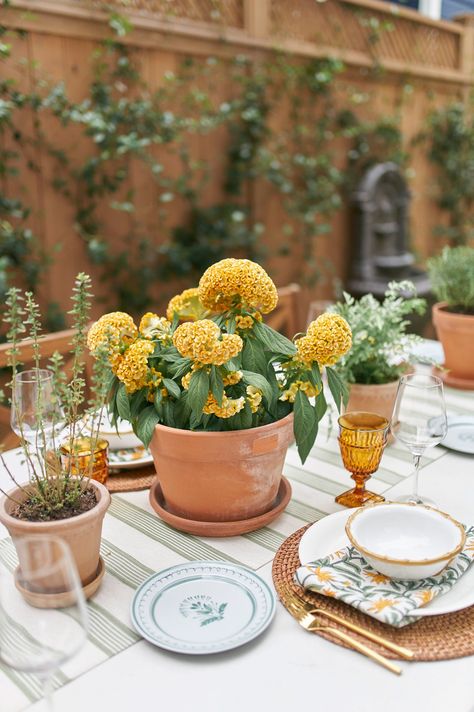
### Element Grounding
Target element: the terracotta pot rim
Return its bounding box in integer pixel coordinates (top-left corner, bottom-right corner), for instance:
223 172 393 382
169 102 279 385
349 379 399 390
433 302 474 322
154 412 294 438
0 478 110 529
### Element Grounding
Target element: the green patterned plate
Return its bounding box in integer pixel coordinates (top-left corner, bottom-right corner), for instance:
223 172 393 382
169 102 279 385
130 561 275 654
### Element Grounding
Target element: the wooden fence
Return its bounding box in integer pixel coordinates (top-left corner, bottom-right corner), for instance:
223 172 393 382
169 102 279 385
2 0 474 320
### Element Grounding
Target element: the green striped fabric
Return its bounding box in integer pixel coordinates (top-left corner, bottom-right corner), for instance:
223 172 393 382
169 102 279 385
0 375 469 711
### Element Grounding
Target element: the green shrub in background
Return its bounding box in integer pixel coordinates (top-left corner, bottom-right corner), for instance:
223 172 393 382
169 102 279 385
428 246 474 315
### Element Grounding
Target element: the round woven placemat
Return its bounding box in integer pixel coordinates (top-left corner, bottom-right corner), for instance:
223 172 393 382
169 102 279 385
106 466 156 493
272 524 474 661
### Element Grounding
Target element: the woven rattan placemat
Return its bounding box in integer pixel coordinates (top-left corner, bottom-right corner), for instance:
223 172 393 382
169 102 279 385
272 524 474 661
106 465 156 493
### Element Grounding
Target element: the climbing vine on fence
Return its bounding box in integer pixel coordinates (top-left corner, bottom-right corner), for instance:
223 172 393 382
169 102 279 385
0 16 407 319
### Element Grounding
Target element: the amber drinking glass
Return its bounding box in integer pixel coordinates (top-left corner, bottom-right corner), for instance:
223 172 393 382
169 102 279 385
60 436 109 484
336 411 389 508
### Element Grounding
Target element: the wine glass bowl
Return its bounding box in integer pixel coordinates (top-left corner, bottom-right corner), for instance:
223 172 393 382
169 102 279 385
336 411 389 508
10 369 65 449
390 374 447 505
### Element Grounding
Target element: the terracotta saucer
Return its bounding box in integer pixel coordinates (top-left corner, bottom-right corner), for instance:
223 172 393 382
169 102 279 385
149 477 292 537
432 366 474 391
15 556 105 609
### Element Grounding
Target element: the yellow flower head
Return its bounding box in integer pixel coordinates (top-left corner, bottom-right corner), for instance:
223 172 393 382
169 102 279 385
87 312 137 354
295 313 352 366
246 385 262 413
114 339 154 394
173 319 243 366
166 287 207 322
279 380 319 403
203 393 246 419
223 370 243 386
235 313 262 330
198 259 278 314
139 313 171 341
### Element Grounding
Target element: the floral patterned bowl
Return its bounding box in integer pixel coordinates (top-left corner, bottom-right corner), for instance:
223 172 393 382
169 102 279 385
345 502 466 580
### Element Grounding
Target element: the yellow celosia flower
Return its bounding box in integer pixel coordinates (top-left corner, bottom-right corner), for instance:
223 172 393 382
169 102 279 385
223 370 243 386
246 385 262 413
173 319 243 366
166 287 207 322
235 313 261 330
279 380 319 403
198 259 278 314
139 313 171 341
114 340 154 394
203 393 246 419
87 312 137 354
295 313 352 366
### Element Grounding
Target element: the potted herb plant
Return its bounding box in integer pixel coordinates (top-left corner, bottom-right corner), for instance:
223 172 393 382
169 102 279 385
88 259 351 533
331 281 426 421
0 274 111 593
429 246 474 389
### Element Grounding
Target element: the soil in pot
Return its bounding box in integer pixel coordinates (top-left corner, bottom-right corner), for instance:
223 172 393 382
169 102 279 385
11 486 97 522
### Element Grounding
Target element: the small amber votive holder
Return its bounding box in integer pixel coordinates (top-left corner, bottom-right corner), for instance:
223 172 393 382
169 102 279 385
60 436 109 485
336 411 389 509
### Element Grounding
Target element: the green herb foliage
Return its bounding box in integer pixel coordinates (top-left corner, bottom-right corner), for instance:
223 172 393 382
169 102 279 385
427 246 474 314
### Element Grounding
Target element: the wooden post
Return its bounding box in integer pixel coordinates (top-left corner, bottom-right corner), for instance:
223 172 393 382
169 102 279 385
243 0 270 38
455 14 474 96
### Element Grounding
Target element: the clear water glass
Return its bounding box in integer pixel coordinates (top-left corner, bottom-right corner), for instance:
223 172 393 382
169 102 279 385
390 374 447 505
0 536 88 710
10 369 64 454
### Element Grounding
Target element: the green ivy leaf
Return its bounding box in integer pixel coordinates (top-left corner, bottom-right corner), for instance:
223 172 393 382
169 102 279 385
135 406 160 447
293 390 318 464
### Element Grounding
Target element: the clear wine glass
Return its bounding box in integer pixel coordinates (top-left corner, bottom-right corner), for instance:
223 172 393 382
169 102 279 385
390 374 447 505
0 536 88 710
10 369 65 456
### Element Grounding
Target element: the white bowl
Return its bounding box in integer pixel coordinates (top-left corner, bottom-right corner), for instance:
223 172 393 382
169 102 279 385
345 503 465 580
85 412 142 451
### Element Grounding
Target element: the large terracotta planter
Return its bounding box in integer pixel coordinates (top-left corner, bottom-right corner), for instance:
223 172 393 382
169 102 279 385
345 380 399 423
0 479 110 589
433 302 474 389
149 414 294 523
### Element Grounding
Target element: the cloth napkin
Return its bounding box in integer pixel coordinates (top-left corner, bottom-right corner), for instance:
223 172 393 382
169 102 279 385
295 526 474 627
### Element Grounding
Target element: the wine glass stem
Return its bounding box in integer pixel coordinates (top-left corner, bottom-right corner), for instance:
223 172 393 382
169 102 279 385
411 454 422 503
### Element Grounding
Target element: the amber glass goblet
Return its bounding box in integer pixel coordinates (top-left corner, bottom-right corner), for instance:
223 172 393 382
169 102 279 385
335 411 389 508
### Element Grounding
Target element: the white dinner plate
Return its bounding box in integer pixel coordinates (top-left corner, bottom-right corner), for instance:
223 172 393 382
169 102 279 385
108 445 154 470
441 416 474 455
298 509 474 618
130 561 275 654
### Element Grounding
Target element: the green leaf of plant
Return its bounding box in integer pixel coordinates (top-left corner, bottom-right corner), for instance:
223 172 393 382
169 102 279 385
253 321 297 356
293 389 318 464
162 377 181 399
188 368 210 420
210 366 224 406
242 337 268 374
326 367 349 412
241 370 274 408
315 390 327 422
135 406 160 448
116 383 131 422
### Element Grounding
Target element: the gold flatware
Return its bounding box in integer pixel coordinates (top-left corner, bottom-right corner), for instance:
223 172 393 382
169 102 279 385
283 585 414 661
283 595 402 675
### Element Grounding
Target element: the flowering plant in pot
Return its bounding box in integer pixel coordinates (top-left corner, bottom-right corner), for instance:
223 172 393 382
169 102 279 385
428 246 474 389
331 281 426 422
0 274 111 593
88 259 351 533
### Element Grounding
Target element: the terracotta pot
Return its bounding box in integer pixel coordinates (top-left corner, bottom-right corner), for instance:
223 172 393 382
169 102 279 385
149 414 294 523
0 479 110 589
345 380 399 424
432 302 474 389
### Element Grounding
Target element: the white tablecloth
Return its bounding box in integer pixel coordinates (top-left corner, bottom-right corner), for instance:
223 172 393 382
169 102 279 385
1 356 474 712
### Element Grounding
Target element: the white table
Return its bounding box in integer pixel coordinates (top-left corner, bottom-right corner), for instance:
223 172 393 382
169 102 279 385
2 364 474 712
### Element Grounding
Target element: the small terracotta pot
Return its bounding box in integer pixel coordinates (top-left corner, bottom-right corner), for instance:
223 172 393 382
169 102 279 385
0 479 110 589
345 380 399 424
149 414 294 523
433 302 474 389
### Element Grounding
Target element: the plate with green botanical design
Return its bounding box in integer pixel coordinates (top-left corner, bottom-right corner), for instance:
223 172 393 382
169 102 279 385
298 509 474 618
130 561 275 654
108 445 153 470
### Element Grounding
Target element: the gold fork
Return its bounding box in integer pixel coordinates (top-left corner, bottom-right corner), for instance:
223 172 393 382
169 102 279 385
283 585 414 660
284 597 402 675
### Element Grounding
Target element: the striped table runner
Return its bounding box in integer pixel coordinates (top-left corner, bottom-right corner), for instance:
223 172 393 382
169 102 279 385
1 376 470 711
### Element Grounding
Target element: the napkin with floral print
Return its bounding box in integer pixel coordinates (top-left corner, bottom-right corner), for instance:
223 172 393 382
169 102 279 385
295 526 474 627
